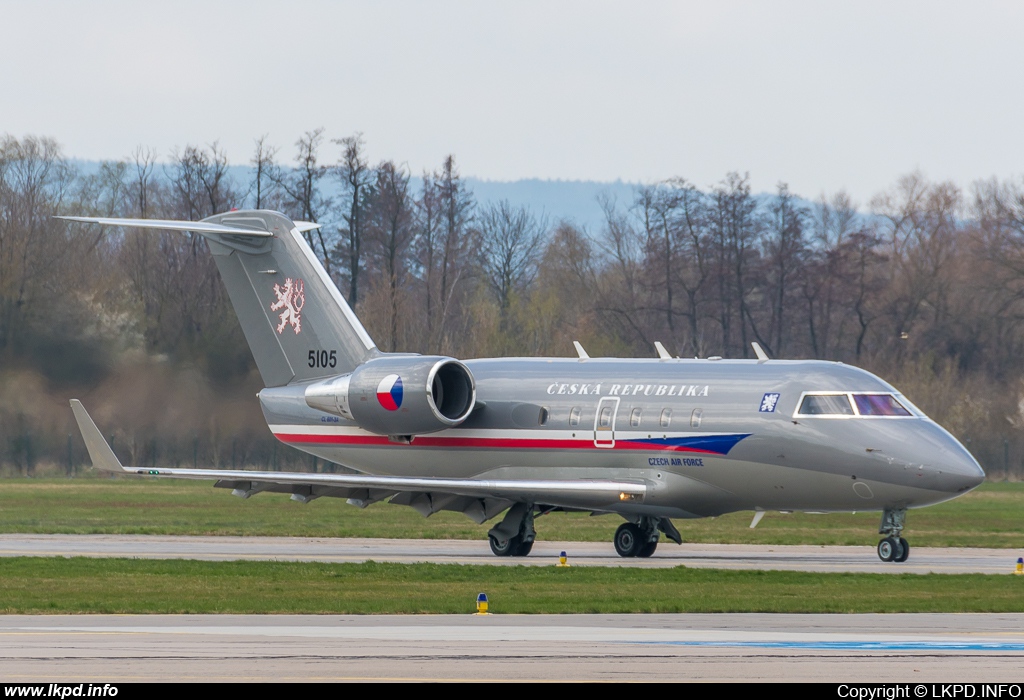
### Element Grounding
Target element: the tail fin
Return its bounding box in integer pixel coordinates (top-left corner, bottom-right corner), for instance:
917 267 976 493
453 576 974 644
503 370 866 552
59 210 378 386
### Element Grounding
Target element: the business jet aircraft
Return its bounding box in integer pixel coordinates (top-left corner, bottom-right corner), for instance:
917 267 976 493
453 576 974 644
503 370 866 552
62 210 985 562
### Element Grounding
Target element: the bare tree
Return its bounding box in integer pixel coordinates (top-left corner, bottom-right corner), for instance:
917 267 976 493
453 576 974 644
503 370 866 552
415 171 441 344
432 155 476 352
762 182 807 357
166 142 239 220
275 129 332 271
334 133 371 305
364 161 415 351
803 191 860 358
130 146 158 218
709 172 759 357
249 135 280 210
595 193 650 348
479 200 546 335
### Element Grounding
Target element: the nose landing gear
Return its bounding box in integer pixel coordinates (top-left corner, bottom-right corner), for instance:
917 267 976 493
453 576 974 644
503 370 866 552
877 508 910 562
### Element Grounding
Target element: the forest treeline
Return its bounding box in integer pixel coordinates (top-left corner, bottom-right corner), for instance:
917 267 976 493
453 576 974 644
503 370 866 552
2 131 1024 477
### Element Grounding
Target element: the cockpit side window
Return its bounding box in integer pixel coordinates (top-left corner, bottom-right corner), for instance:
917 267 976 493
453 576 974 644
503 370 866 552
853 394 911 416
798 394 854 415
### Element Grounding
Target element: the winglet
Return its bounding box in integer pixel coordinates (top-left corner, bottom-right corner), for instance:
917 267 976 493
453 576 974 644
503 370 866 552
751 342 770 362
69 400 126 473
654 341 672 360
572 341 590 359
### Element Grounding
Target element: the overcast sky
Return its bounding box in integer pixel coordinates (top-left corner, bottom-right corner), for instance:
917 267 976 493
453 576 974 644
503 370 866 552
2 1 1022 204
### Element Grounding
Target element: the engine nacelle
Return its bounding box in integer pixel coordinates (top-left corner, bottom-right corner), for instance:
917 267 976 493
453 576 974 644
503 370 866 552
304 356 476 436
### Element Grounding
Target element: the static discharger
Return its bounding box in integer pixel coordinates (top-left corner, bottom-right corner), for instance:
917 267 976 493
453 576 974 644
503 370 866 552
1016 558 1023 575
475 592 490 615
557 551 570 567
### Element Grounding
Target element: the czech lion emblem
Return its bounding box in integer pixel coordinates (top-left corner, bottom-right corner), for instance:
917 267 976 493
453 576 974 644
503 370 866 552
270 278 305 335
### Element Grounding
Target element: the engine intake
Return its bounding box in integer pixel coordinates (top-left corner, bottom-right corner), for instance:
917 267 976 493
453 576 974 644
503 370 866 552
304 356 476 436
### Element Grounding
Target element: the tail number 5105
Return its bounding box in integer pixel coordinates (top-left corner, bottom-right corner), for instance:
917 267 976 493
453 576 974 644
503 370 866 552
308 350 337 368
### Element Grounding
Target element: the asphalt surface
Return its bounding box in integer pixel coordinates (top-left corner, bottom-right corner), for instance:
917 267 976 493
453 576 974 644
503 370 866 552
1 614 1023 682
1 534 1021 573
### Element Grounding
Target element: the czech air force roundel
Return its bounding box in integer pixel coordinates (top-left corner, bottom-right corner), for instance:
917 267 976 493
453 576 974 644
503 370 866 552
376 374 404 411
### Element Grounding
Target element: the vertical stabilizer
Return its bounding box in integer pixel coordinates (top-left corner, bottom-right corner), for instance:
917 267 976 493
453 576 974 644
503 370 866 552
201 211 378 386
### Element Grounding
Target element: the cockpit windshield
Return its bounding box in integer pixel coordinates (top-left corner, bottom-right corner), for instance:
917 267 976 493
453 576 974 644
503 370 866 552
797 392 913 418
852 394 911 416
798 394 854 415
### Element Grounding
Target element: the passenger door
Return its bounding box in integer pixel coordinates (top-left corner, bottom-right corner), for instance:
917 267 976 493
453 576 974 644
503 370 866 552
594 396 620 448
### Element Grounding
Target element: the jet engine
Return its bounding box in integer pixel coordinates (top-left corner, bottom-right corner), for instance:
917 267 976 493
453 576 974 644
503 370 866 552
304 356 476 436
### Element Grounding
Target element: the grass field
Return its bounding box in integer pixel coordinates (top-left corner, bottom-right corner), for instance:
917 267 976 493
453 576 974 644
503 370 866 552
0 477 1021 548
1 557 1024 614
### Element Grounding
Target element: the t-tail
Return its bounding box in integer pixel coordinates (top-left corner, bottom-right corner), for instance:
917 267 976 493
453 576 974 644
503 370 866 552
58 210 379 386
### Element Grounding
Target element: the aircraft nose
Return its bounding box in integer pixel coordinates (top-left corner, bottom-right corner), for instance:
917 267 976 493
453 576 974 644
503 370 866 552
935 431 985 494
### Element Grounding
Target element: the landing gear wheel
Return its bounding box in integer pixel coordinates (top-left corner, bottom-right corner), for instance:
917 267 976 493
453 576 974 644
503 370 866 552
894 537 909 563
877 537 897 562
490 534 521 557
514 540 534 557
637 539 658 558
614 523 643 557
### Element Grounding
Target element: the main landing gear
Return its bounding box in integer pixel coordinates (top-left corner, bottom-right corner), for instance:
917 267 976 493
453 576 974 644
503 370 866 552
488 503 536 557
614 516 682 558
485 505 684 559
877 507 910 563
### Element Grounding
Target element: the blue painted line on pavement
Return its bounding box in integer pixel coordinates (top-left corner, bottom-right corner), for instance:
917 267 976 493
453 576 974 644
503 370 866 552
628 641 1024 651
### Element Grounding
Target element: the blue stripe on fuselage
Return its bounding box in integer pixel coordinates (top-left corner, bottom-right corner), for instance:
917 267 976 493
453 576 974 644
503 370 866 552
622 434 751 455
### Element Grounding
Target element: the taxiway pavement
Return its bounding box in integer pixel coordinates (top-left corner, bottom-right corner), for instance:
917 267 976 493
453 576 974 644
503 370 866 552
0 534 1021 574
1 613 1022 682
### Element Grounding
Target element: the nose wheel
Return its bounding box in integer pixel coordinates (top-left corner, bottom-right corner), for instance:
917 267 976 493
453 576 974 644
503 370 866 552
877 536 909 562
877 508 910 562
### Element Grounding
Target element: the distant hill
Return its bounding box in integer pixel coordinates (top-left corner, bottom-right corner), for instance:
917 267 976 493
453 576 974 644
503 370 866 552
72 160 642 231
72 160 818 233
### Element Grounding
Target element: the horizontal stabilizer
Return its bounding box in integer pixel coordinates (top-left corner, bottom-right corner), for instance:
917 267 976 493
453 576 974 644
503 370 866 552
69 401 646 509
55 216 273 237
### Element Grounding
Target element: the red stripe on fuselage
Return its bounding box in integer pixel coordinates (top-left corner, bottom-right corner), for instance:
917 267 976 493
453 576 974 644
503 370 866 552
272 433 723 454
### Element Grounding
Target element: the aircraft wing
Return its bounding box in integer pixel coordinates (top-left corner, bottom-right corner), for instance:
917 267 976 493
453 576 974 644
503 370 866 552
71 400 646 516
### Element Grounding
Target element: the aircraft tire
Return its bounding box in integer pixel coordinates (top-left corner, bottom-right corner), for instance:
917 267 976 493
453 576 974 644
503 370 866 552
894 537 909 562
637 539 658 558
877 537 897 562
614 523 643 557
513 540 534 557
489 534 521 557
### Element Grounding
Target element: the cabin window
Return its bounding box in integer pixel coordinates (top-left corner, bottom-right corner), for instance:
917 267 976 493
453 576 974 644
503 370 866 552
660 409 672 428
798 394 854 416
629 408 642 427
539 407 550 425
852 394 911 417
689 408 702 428
598 406 613 428
569 406 581 427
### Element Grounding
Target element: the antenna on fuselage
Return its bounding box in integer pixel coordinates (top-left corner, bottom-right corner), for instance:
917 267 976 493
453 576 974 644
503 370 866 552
751 342 770 363
654 341 672 360
572 341 590 359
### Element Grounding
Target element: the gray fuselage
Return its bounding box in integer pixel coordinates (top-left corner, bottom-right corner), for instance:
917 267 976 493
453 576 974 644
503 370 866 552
258 357 985 520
